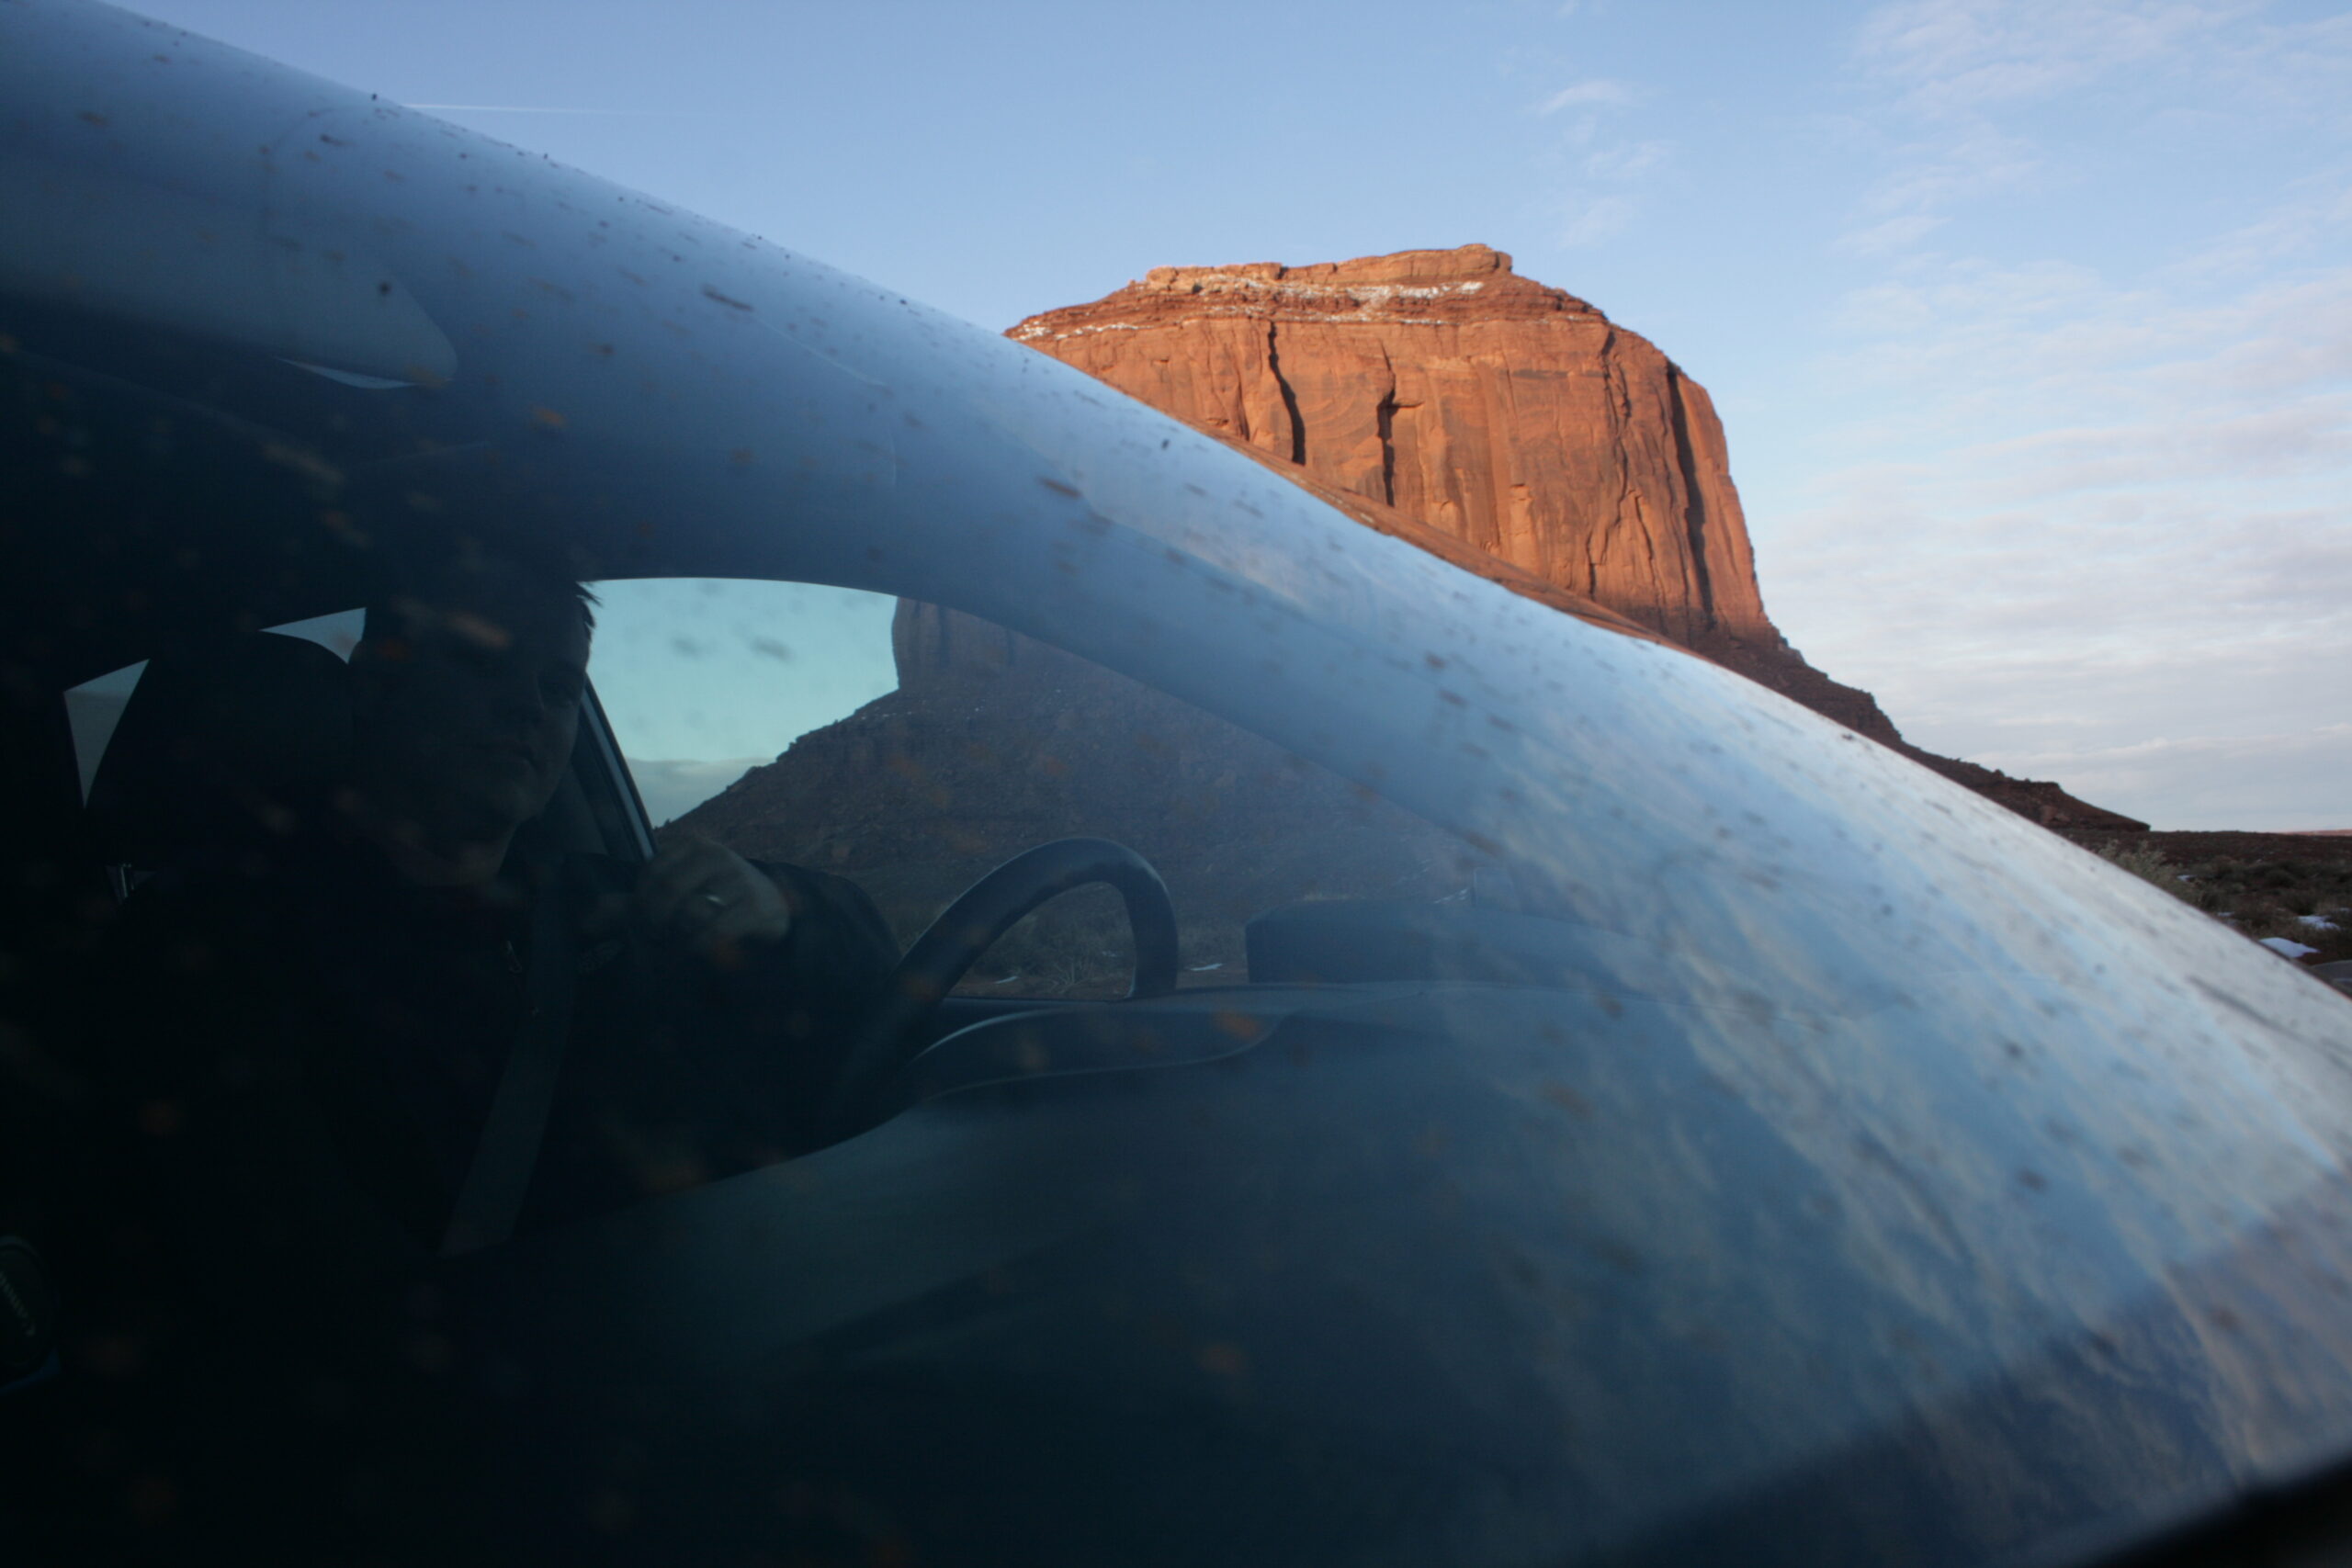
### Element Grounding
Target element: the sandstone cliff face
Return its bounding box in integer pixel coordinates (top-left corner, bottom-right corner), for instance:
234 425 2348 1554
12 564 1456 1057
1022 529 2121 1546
1012 243 1767 648
1010 244 2142 833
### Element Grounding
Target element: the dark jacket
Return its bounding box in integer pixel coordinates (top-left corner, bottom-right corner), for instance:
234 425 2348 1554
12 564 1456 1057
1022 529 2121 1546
48 835 899 1562
87 832 899 1303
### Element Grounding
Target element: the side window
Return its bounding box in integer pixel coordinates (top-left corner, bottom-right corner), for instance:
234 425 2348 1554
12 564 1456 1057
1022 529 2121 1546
62 610 365 803
587 580 1478 997
63 663 143 804
584 579 900 827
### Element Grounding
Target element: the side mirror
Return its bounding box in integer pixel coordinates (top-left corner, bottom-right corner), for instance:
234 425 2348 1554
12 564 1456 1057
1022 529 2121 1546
0 1236 58 1397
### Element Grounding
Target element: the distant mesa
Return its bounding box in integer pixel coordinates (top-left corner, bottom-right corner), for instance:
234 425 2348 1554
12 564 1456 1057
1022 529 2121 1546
1009 243 2143 833
1009 243 1755 647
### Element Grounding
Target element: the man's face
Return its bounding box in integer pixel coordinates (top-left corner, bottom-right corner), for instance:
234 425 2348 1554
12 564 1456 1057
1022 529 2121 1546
350 573 592 845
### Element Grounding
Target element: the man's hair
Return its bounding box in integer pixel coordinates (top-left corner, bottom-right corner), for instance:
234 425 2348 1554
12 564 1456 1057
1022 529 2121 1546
357 541 599 649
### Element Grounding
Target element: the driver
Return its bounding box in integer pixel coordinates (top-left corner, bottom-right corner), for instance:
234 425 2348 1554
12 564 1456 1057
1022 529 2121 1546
91 546 900 1286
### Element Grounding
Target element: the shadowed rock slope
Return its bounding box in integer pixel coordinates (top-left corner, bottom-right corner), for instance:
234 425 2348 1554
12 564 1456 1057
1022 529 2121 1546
674 603 1482 991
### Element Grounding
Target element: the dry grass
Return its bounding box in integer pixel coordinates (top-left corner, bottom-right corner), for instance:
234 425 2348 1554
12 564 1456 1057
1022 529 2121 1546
2076 832 2352 968
2095 841 2177 890
865 881 1248 1000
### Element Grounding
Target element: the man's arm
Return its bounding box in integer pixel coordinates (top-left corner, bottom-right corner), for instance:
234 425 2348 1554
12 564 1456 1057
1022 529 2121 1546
712 857 901 1060
613 840 901 1157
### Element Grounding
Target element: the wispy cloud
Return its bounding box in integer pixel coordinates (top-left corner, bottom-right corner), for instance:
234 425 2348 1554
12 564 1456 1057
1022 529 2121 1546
1582 140 1669 180
1741 0 2352 828
622 757 765 826
1834 212 1948 256
1851 127 2038 222
1529 73 1661 251
405 103 707 117
1763 225 2352 828
1838 1 2352 251
1987 725 2352 829
1855 0 2245 118
2168 176 2352 286
1556 194 1634 247
1537 78 1635 115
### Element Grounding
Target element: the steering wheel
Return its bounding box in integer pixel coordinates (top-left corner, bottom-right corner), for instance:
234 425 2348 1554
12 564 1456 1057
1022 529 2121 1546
821 837 1181 1135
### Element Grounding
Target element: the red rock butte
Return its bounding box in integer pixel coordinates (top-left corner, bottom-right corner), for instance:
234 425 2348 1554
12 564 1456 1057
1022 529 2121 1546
1012 243 1762 648
1010 244 2143 833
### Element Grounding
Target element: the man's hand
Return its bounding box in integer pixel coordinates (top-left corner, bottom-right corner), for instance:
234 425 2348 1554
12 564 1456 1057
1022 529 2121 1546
632 837 793 956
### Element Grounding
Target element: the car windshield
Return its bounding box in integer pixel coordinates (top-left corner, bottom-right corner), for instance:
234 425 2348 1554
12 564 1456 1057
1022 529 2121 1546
8 12 2352 1568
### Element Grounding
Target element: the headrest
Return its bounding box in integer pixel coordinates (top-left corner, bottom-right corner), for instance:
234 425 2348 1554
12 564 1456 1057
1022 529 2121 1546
85 633 353 867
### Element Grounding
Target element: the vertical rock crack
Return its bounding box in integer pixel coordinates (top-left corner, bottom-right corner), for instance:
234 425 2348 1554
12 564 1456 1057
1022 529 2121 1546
1265 320 1307 467
1376 390 1398 506
1666 367 1718 634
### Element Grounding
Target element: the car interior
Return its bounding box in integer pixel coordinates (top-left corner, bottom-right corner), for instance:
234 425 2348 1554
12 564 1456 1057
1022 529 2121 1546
0 268 1631 1250
38 600 1521 1114
0 504 1683 1276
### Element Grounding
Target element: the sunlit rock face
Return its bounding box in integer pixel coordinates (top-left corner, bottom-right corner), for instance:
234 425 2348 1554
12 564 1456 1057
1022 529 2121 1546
1012 243 1766 648
1010 244 2144 834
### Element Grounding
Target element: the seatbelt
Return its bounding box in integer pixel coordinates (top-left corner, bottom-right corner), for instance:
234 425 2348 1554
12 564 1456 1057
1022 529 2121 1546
0 1236 59 1398
439 864 579 1257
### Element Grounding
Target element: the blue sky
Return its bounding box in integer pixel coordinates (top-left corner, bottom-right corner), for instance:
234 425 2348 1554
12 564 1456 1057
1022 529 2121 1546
120 0 2352 829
